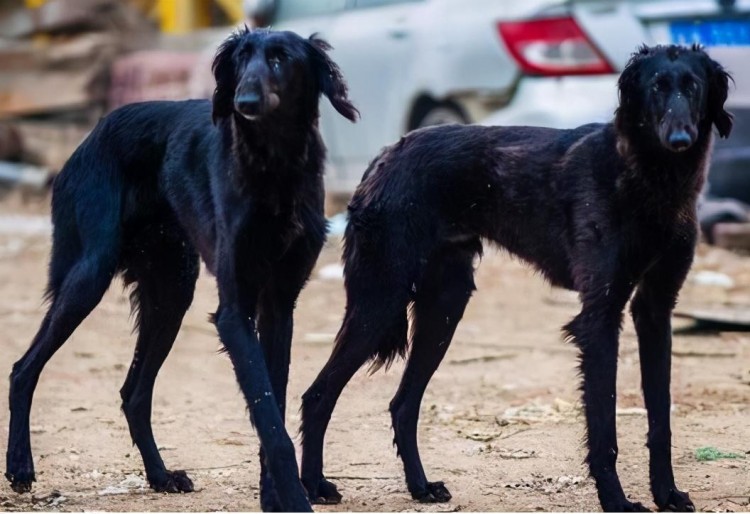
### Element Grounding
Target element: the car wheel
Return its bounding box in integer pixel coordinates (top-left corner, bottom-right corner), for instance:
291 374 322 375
413 102 468 129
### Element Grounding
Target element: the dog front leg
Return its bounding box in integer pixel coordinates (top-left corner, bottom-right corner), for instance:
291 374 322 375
631 250 695 512
255 297 293 512
213 267 311 512
565 298 647 512
255 235 325 510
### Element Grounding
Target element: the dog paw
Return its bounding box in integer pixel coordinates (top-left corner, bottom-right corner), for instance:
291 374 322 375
6 470 35 493
304 477 342 504
149 470 194 493
657 489 695 512
412 481 452 503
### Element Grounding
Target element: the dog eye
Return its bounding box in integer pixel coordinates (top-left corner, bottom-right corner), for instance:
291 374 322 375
238 44 253 57
268 53 286 70
682 76 700 94
653 77 670 93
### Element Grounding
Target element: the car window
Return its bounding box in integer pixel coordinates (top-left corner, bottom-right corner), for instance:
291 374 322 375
353 0 423 9
275 0 347 21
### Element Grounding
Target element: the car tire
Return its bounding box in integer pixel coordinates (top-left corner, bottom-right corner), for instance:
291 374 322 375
412 101 468 129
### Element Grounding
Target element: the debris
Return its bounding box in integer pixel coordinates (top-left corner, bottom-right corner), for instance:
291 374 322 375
495 448 536 459
448 353 517 365
674 306 750 333
552 398 579 416
0 0 154 40
31 489 66 507
0 162 51 190
317 263 344 280
465 431 501 442
97 485 129 496
695 447 745 462
303 333 335 344
498 427 530 440
502 401 578 423
327 212 348 237
0 0 156 117
97 473 147 495
502 473 585 494
691 270 735 288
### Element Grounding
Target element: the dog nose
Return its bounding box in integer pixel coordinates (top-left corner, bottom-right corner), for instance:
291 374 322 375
234 93 262 117
668 130 692 151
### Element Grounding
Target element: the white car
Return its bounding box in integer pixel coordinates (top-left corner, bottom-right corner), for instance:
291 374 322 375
246 0 555 193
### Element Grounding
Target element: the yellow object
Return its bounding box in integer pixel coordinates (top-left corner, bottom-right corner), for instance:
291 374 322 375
156 0 244 34
24 0 47 8
157 0 212 34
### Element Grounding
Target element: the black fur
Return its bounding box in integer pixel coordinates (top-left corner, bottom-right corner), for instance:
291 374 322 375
300 45 731 511
5 27 356 512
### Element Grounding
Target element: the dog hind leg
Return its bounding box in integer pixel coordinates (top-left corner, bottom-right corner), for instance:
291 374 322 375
6 249 118 492
390 242 477 503
300 288 409 504
119 224 199 493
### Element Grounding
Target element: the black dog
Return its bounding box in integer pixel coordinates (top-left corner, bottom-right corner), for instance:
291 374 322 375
6 28 357 512
300 45 732 511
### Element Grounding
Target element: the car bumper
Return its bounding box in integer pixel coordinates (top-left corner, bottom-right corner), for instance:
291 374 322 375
480 75 619 129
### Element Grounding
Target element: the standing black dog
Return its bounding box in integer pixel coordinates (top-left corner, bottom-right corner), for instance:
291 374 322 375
6 28 357 512
300 45 732 511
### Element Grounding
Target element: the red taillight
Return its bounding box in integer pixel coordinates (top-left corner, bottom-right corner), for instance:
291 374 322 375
498 16 614 76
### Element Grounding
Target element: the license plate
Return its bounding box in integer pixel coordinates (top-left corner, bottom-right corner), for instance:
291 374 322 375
669 19 750 47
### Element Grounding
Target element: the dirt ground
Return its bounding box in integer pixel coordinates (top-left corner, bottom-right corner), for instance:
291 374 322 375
0 194 748 512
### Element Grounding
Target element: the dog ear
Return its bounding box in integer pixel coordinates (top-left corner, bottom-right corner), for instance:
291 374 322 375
211 29 244 124
617 58 639 109
704 55 733 138
614 47 647 128
306 35 359 122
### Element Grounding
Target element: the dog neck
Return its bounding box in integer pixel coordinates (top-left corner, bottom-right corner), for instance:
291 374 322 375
615 121 713 220
222 112 320 181
212 111 324 220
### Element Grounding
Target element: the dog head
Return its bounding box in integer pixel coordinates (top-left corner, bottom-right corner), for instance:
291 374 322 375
616 44 733 152
211 27 359 124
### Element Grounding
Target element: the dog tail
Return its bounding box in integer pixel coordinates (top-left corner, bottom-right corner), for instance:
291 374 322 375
329 196 416 372
44 130 124 304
